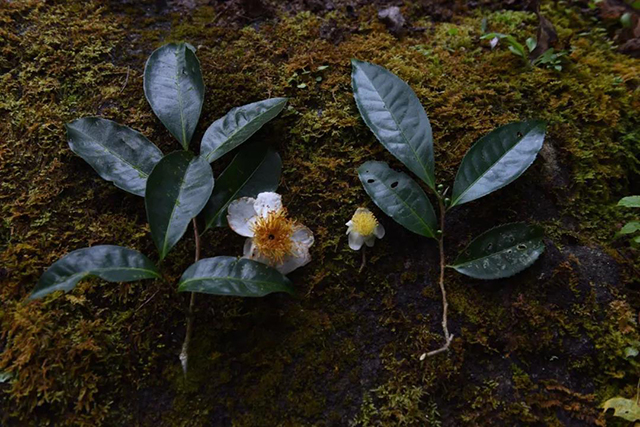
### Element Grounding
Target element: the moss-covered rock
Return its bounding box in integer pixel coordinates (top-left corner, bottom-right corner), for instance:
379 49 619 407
1 1 639 425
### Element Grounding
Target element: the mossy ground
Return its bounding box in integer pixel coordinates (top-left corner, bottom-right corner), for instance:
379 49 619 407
1 1 639 425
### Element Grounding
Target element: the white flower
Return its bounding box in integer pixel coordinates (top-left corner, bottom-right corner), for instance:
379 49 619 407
227 192 314 275
346 207 385 250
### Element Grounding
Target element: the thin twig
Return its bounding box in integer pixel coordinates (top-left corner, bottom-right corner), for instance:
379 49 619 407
179 218 200 375
426 194 454 357
359 246 366 273
135 288 159 313
119 66 130 94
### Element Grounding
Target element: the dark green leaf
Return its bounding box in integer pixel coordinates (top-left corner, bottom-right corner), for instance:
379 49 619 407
451 121 546 207
351 59 435 189
30 245 160 300
358 161 437 238
178 256 293 297
619 196 640 208
201 98 288 163
450 223 544 280
145 152 214 260
67 117 163 196
203 145 281 230
144 42 204 150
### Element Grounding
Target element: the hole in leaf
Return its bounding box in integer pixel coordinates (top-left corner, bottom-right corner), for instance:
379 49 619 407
516 243 527 250
517 131 523 138
391 181 398 188
367 179 375 183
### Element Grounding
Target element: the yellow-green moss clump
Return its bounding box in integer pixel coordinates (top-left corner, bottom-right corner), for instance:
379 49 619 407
1 0 639 425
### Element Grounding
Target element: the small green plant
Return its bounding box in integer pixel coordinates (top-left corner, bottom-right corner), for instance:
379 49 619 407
30 42 299 374
480 32 567 71
617 196 640 246
351 60 546 356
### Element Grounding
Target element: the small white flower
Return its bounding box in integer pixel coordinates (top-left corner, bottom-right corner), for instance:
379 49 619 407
346 207 385 250
490 36 499 49
227 192 314 275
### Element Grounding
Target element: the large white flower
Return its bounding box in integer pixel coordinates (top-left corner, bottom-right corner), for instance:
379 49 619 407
227 192 314 274
346 207 385 250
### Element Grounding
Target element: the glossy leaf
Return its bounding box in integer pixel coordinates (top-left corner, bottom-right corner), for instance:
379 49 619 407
351 59 435 189
203 145 281 230
144 42 204 149
145 151 214 260
67 117 163 196
619 196 640 208
178 256 293 297
30 245 160 300
451 121 546 207
450 223 544 280
358 161 437 238
201 98 287 163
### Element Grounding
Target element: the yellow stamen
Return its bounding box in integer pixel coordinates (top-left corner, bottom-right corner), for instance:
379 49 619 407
251 209 296 264
351 208 378 237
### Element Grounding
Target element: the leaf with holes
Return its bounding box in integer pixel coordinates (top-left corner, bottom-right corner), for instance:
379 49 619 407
178 256 293 297
203 144 281 230
451 121 546 207
201 98 288 163
358 161 437 238
146 151 214 260
351 60 435 189
144 42 204 150
603 397 640 422
67 117 163 197
30 245 161 300
450 223 544 280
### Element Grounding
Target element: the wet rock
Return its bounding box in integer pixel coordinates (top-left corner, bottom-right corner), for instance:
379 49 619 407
240 0 273 20
378 6 406 37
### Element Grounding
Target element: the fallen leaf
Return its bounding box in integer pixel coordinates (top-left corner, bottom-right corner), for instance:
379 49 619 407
603 397 640 422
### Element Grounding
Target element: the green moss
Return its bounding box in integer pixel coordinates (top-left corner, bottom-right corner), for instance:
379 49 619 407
1 0 640 425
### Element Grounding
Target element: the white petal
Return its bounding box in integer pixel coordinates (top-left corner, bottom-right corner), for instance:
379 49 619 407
345 220 354 235
291 225 314 256
348 232 364 251
243 238 254 257
364 235 376 247
242 242 272 266
254 192 283 217
227 197 257 237
277 251 311 275
374 223 385 239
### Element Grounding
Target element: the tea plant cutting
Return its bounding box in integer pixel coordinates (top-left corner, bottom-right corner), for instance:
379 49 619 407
30 42 295 374
351 59 546 356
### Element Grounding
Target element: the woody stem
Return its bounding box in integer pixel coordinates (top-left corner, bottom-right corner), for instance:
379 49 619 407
426 194 454 357
179 218 200 375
